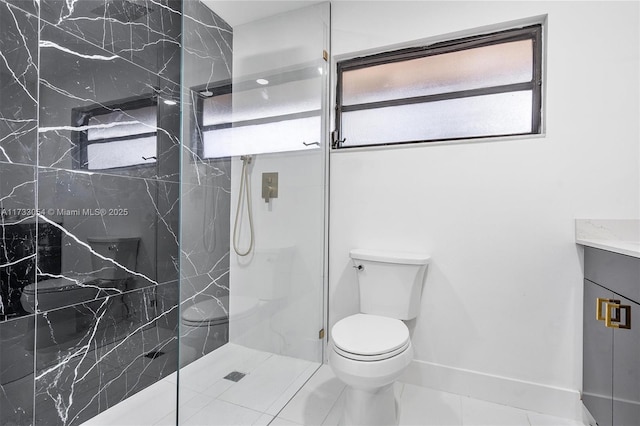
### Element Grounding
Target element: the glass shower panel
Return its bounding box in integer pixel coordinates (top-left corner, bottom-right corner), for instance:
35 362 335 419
179 2 328 424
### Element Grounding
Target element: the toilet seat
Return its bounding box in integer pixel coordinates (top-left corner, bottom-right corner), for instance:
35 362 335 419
332 313 410 361
181 296 259 328
182 298 229 328
22 276 96 295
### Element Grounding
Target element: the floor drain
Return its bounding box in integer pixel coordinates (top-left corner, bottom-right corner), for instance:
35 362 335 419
144 351 165 359
224 371 246 382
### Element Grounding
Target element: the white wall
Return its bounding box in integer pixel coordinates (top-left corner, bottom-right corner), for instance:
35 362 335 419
329 0 639 418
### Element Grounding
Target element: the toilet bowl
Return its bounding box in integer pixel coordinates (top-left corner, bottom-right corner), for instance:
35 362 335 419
20 237 139 349
20 236 140 313
180 295 260 365
329 249 430 426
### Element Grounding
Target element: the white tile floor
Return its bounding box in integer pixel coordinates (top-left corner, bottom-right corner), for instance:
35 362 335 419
84 348 588 426
274 365 589 426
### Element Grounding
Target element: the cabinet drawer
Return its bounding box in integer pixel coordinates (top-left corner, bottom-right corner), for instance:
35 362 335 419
584 247 640 303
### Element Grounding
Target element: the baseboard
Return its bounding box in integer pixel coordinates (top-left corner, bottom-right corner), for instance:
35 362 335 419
400 359 583 421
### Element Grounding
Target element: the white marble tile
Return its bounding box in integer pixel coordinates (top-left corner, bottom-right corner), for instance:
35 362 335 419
181 399 263 426
461 396 530 426
271 417 304 426
178 343 271 394
277 365 345 425
527 412 588 426
321 389 345 426
254 413 275 425
83 379 177 426
153 411 176 426
399 383 462 426
266 362 321 416
217 353 314 413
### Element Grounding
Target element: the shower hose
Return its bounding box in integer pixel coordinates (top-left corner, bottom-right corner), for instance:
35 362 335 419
232 155 254 256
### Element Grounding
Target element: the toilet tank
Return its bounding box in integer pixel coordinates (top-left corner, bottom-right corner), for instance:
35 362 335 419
350 249 430 320
87 237 140 280
234 246 294 300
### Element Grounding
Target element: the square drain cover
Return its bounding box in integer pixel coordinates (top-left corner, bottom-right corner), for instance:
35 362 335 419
224 371 246 382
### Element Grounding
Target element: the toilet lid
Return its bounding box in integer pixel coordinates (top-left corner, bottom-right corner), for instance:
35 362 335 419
22 277 91 295
181 296 259 327
331 313 410 357
182 298 229 326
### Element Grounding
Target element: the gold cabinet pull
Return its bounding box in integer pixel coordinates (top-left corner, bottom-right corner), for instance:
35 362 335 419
597 297 620 321
606 303 631 329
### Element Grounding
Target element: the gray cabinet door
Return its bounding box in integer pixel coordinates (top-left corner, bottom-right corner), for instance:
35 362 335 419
612 295 640 426
584 279 614 426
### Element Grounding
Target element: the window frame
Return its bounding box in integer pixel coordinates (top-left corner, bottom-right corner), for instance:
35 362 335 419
333 24 543 149
71 94 158 170
193 64 325 160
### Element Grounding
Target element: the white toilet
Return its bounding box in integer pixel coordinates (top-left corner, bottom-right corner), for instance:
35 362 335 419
21 236 140 313
180 295 260 365
329 249 430 426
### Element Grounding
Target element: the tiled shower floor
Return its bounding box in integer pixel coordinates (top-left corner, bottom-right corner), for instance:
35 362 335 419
83 343 320 425
84 347 588 426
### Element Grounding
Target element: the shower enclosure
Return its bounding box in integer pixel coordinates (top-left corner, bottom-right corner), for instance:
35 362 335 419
0 0 329 424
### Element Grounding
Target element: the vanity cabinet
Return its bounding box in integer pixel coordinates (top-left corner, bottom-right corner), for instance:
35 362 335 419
583 247 640 426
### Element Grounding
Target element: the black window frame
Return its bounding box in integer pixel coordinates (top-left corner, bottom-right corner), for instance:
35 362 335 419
333 24 543 149
71 94 158 170
193 65 325 160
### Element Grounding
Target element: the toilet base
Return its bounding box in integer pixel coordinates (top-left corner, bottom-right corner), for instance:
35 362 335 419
340 383 398 426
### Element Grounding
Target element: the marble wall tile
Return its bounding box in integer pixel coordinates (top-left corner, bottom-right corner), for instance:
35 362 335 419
37 168 163 302
0 1 38 165
0 314 35 426
0 163 36 320
2 0 38 17
182 1 232 90
38 22 180 180
33 284 178 425
40 0 182 84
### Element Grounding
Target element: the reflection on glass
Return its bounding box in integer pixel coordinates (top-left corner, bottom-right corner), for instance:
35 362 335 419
203 116 320 158
201 65 323 158
87 135 157 169
87 106 157 139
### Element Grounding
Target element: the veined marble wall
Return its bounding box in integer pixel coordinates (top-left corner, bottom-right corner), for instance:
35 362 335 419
0 1 232 424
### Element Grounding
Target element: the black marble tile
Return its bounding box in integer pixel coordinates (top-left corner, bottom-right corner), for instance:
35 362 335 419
182 0 232 90
0 163 36 321
36 168 167 310
0 2 38 165
179 163 230 280
40 0 181 83
156 180 179 285
2 0 38 17
0 314 35 426
33 284 178 425
38 22 180 180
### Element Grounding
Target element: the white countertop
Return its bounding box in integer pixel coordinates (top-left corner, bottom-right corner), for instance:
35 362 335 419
575 219 640 259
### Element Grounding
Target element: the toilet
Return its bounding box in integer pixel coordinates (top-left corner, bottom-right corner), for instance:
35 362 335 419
329 249 430 426
21 236 140 313
180 295 261 365
20 237 140 348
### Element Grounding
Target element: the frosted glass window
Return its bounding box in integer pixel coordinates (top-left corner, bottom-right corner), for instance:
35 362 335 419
202 78 321 126
342 40 533 106
87 106 157 140
335 25 542 148
341 91 532 147
203 116 320 158
74 98 158 170
87 136 157 170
